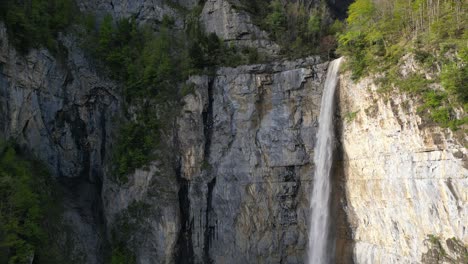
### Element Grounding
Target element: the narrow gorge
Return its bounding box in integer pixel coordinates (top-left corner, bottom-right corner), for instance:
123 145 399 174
0 0 466 264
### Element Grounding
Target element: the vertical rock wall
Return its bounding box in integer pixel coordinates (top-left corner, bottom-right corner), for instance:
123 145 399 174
176 58 328 263
0 23 120 263
336 71 468 263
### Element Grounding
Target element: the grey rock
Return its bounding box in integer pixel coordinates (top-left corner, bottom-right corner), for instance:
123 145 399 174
0 22 120 264
78 0 196 28
200 0 281 56
175 58 328 263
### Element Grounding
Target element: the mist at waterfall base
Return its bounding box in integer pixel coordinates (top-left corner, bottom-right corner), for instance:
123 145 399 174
307 58 342 264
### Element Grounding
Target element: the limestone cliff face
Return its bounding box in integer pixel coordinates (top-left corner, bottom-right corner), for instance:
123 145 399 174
0 23 120 263
78 0 197 28
4 0 466 263
77 0 282 55
180 58 327 263
105 57 330 263
336 71 468 263
200 0 281 56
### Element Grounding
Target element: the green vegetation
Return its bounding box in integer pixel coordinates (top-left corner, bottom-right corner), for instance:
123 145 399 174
110 245 136 264
344 110 359 123
426 234 448 256
236 0 343 58
441 62 468 104
109 201 150 264
81 15 184 182
81 7 269 182
200 160 211 171
338 0 467 129
0 142 65 263
424 235 468 263
0 0 75 53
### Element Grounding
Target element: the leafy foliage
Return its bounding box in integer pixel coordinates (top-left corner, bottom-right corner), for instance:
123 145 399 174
0 142 64 263
108 201 150 264
81 16 181 182
338 0 467 129
0 0 75 53
237 0 343 58
441 62 468 103
82 9 262 182
110 245 136 264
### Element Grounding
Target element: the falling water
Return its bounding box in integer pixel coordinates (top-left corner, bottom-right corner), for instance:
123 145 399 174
307 57 342 264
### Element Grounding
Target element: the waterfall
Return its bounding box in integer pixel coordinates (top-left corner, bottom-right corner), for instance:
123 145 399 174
307 57 342 264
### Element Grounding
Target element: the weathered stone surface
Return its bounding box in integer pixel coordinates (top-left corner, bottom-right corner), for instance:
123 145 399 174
78 0 196 28
0 23 120 263
200 0 281 56
4 0 466 260
336 70 468 264
103 161 181 264
176 57 328 263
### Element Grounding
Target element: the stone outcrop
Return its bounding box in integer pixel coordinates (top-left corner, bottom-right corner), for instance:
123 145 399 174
200 0 281 56
2 0 466 262
77 0 197 28
0 23 120 263
177 57 327 263
104 57 331 263
336 70 468 263
77 0 282 56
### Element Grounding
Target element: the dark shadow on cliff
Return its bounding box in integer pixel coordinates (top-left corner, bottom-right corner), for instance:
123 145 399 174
330 78 355 264
326 0 354 19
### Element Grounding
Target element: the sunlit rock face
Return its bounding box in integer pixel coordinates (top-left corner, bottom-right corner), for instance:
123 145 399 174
336 71 467 264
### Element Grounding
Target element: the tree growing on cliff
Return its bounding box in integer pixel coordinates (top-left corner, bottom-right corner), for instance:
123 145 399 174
0 0 75 53
0 142 64 263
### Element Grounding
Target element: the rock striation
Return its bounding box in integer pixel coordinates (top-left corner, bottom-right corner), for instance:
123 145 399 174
0 23 120 263
105 57 331 263
336 70 468 263
200 0 281 56
179 57 328 263
1 0 466 263
77 0 197 29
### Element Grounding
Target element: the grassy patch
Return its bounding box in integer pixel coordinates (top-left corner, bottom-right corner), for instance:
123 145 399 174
344 110 359 123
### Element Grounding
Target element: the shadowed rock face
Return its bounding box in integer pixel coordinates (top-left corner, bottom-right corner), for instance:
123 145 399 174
200 0 281 56
77 0 198 29
105 57 332 263
176 58 329 263
0 1 334 262
326 0 354 19
0 23 120 263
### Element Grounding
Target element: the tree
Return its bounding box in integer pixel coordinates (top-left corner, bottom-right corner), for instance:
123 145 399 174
264 0 287 40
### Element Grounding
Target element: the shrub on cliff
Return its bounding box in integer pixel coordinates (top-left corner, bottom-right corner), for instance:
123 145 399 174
338 0 467 129
0 0 75 53
0 142 64 263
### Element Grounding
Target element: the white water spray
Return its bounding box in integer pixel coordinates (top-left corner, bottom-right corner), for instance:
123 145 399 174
307 58 342 264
